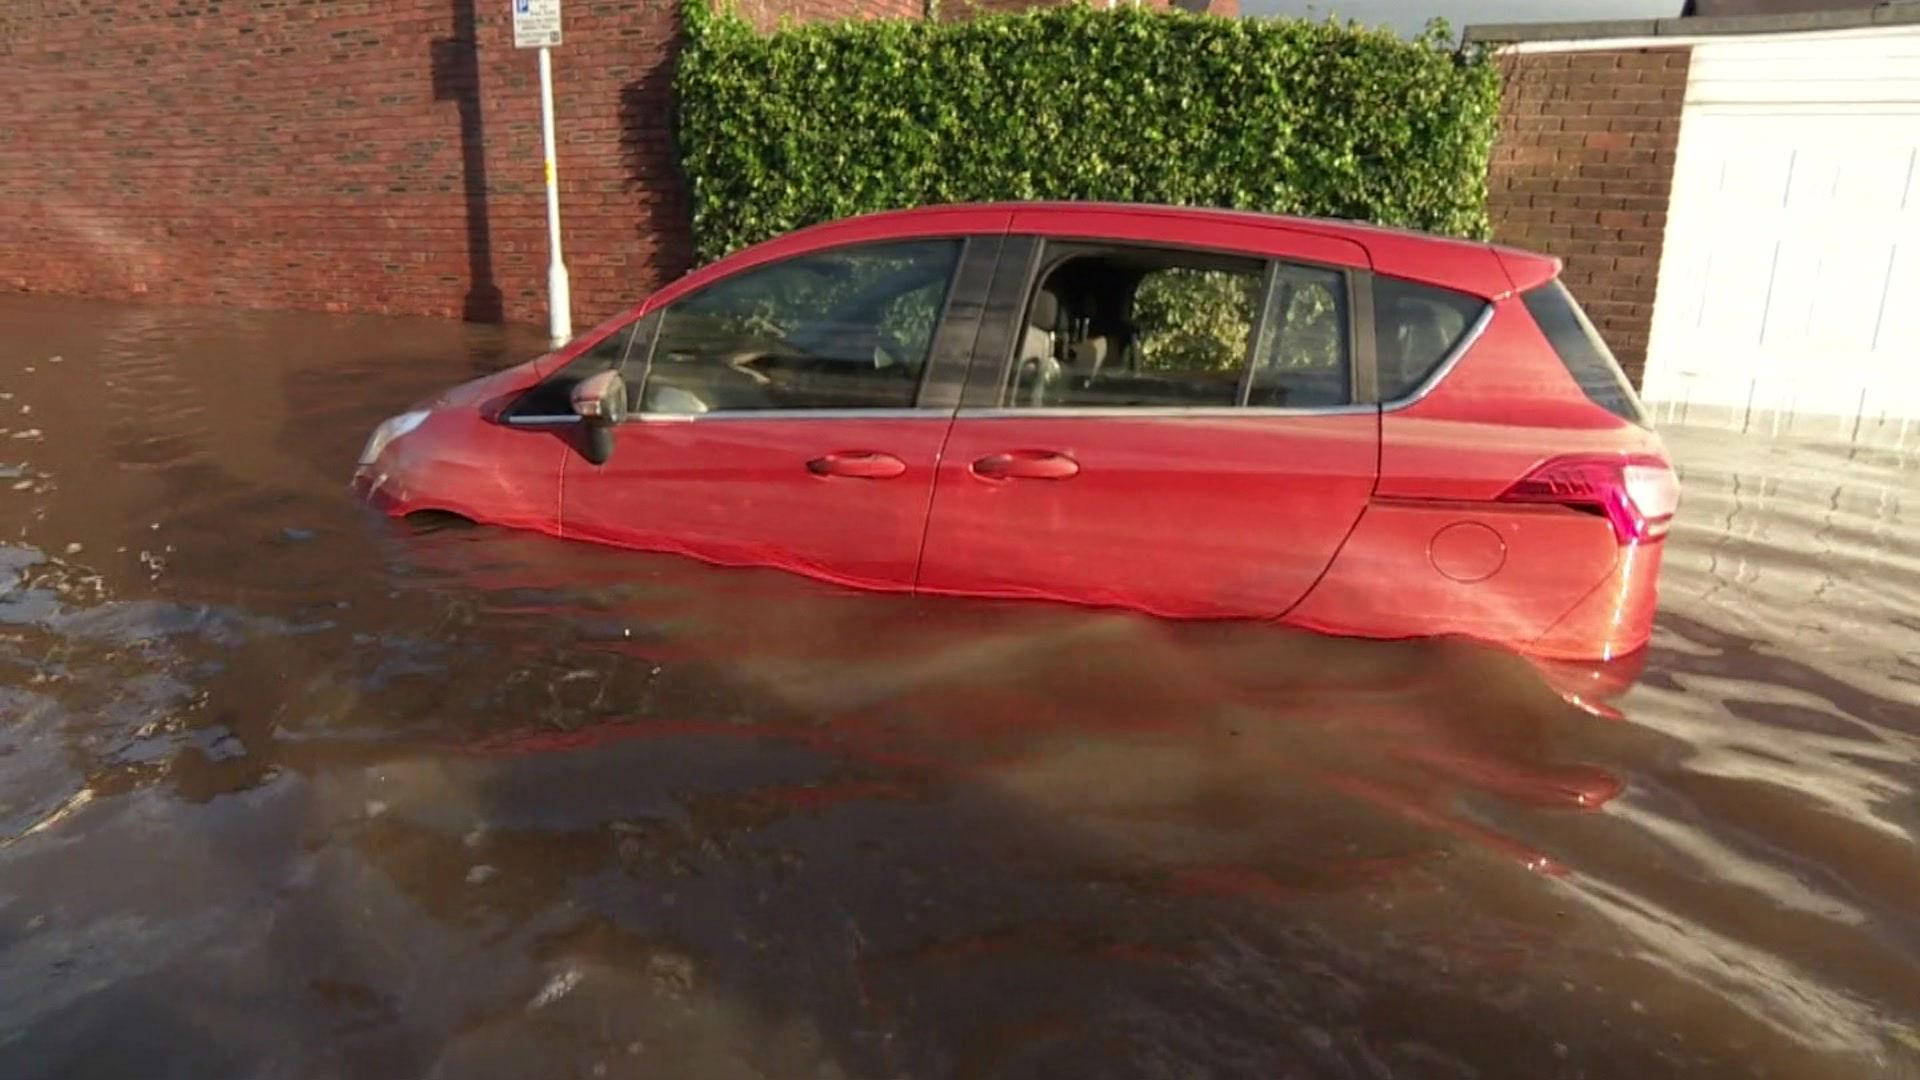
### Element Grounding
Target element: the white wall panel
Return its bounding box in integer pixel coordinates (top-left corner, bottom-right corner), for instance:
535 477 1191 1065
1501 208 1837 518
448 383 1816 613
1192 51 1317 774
1643 28 1920 447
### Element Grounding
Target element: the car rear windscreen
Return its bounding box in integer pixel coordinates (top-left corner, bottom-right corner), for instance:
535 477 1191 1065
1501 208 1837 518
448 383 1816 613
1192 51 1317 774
1521 280 1650 425
1374 276 1488 400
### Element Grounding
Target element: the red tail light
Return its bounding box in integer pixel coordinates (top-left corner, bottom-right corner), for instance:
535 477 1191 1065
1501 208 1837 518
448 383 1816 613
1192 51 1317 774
1499 454 1679 544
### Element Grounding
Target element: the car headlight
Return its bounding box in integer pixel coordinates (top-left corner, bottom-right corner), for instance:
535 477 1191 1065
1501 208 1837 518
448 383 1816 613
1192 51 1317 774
357 410 431 467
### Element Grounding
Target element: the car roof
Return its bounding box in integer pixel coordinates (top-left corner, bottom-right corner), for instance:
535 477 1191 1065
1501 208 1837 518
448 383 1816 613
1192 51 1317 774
787 201 1559 299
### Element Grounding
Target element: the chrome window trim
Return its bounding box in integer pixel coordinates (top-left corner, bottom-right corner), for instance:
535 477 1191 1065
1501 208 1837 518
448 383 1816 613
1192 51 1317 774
632 407 938 423
955 403 1378 420
1377 302 1496 412
512 404 1379 423
505 407 944 426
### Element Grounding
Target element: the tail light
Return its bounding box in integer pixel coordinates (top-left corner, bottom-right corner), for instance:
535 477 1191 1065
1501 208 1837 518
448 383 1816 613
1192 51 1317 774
1499 454 1679 544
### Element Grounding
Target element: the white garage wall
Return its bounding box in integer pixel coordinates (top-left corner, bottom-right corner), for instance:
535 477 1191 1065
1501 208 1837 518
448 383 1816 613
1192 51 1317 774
1641 26 1920 447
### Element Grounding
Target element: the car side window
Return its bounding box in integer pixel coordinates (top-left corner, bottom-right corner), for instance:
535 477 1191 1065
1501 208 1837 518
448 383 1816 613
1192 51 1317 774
1248 263 1349 408
635 239 962 415
1002 244 1350 410
505 316 647 420
1006 249 1263 409
1373 275 1487 400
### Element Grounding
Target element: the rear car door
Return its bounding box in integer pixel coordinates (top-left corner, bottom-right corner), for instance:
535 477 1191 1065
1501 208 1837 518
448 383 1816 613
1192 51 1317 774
916 213 1379 617
555 232 997 592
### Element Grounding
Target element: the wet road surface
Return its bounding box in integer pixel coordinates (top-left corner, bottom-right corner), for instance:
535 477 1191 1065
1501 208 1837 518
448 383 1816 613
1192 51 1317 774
2 294 1917 1079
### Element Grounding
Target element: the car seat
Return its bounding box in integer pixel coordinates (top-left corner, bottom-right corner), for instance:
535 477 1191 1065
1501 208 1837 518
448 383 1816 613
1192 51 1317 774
1011 287 1065 406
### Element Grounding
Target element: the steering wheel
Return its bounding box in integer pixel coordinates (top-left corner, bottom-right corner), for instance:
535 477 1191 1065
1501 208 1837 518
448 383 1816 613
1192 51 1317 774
723 350 776 385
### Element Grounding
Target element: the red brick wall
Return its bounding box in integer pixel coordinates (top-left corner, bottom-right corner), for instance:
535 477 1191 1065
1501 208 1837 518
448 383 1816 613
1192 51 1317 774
0 0 912 328
1486 48 1690 386
733 0 917 31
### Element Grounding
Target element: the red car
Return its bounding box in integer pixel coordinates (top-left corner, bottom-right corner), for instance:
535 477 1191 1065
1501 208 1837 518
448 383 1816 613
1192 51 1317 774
354 203 1677 662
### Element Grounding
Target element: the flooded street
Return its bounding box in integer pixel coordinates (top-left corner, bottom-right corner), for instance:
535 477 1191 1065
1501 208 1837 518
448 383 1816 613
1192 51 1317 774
2 294 1917 1079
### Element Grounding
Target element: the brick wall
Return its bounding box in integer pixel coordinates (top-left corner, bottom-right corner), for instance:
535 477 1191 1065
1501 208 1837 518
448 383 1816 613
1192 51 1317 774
1486 47 1690 386
0 0 912 329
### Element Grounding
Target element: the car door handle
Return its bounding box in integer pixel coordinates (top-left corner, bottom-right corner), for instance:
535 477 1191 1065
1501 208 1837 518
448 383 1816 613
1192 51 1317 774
970 451 1080 480
807 451 907 479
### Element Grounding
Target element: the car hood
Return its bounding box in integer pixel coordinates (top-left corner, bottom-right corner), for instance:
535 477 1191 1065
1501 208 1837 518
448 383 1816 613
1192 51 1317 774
424 358 547 414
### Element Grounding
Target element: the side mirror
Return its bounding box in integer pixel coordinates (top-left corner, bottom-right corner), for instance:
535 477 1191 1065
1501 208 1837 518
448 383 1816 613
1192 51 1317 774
569 370 628 466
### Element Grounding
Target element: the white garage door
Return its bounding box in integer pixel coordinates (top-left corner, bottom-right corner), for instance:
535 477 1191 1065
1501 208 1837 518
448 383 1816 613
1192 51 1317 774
1642 28 1920 447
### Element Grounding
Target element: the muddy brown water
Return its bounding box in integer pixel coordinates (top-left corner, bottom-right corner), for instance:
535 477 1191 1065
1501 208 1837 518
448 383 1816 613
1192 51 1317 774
1 294 1917 1079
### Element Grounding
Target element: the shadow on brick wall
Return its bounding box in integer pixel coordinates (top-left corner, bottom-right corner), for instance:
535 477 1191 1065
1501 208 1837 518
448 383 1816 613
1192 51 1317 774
619 14 697 289
431 0 505 323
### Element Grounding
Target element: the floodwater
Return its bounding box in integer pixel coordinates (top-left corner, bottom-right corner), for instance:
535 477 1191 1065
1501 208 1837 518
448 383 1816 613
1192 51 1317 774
1 293 1916 1080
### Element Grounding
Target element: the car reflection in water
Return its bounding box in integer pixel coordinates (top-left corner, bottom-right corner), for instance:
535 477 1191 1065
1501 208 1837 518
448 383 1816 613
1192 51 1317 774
393 515 1630 890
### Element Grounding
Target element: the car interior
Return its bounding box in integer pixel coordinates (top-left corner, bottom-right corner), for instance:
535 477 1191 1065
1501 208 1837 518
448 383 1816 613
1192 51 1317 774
637 243 957 415
1006 247 1351 410
510 241 1376 424
510 241 960 421
639 269 948 414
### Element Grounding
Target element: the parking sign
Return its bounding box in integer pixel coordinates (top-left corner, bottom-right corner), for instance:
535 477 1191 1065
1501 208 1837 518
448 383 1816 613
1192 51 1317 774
512 0 561 49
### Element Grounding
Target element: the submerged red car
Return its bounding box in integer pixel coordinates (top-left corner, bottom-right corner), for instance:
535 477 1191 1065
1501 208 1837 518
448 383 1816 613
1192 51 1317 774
354 203 1676 662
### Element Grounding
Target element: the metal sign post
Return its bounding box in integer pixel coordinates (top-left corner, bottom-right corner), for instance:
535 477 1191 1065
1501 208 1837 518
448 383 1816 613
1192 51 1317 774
512 0 570 346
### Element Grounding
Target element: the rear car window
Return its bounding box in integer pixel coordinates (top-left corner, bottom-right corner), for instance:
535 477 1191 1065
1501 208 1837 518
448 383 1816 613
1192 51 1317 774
1373 276 1486 400
1521 280 1650 425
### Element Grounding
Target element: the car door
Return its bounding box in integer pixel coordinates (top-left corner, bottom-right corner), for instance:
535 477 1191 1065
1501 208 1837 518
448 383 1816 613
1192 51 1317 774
916 214 1379 618
557 232 998 592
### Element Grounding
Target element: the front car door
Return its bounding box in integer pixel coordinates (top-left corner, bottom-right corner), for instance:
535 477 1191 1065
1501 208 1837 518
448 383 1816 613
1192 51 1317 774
916 210 1379 618
553 222 1002 592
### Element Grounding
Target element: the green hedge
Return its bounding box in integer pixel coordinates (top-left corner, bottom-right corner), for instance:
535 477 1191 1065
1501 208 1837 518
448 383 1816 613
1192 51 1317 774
675 0 1500 263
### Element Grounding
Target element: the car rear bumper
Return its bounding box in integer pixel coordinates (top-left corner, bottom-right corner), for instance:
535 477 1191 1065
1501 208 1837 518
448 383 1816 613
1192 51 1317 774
1529 537 1663 662
1285 499 1660 663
